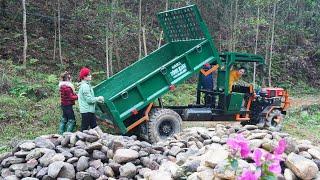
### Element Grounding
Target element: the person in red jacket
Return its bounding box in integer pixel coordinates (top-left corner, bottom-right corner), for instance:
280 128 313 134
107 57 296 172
58 71 78 134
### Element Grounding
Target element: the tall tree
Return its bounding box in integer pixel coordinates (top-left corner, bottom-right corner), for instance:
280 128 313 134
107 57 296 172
105 0 110 78
57 0 63 65
138 0 142 58
253 5 260 87
22 0 27 68
268 1 277 87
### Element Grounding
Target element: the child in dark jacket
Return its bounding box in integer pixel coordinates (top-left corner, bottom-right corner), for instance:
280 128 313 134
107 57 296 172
59 71 78 134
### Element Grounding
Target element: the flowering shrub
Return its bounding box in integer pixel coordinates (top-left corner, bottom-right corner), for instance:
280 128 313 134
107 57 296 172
226 134 286 180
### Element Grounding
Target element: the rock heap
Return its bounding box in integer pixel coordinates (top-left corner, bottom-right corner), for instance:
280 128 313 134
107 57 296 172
0 124 319 180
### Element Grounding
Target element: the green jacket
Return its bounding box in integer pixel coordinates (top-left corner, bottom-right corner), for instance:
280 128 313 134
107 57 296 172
78 80 98 113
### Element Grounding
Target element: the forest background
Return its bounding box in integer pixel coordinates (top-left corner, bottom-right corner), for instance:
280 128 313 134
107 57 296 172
0 0 319 151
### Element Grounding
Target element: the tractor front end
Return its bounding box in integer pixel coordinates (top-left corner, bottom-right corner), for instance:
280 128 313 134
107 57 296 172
247 87 290 131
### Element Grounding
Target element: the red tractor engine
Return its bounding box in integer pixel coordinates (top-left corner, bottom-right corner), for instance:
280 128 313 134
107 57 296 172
246 87 290 131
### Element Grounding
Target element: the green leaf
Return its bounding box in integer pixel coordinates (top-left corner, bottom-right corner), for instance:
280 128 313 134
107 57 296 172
29 58 39 65
231 159 238 170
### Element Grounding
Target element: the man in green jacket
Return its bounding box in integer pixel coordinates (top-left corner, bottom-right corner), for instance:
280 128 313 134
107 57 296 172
78 67 104 131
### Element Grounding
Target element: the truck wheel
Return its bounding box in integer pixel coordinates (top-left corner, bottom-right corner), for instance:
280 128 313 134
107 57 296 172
148 108 182 143
265 109 284 131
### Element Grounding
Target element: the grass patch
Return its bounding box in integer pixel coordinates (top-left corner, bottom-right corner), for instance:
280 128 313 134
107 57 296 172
283 104 320 144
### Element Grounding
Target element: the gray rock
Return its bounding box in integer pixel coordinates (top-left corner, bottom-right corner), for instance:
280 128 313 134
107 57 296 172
249 139 263 150
138 168 151 177
14 151 29 158
76 171 92 180
211 136 221 143
299 151 312 159
243 125 258 130
61 150 73 159
61 135 71 147
66 157 78 163
77 156 90 171
86 142 103 152
76 132 87 140
59 162 76 179
285 153 319 180
48 161 64 178
86 167 100 179
144 170 172 180
92 150 106 160
34 137 55 149
182 160 200 172
36 167 48 179
314 159 320 169
39 151 56 167
73 148 89 157
308 148 320 160
26 148 55 160
4 175 19 180
203 149 228 168
26 159 38 170
284 168 297 180
21 178 39 180
139 151 149 157
85 135 99 143
119 162 137 178
104 165 114 177
247 133 267 140
108 162 121 175
159 160 182 178
50 153 65 164
113 149 139 164
9 163 28 171
75 140 87 147
168 146 181 156
69 133 77 146
89 159 103 169
285 138 299 154
0 152 13 162
2 168 14 177
1 157 25 167
19 142 36 151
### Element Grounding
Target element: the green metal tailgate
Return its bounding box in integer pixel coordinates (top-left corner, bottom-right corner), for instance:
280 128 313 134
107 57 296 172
94 5 220 134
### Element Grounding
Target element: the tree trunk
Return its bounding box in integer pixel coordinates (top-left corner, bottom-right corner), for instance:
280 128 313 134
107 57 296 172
58 0 63 65
158 0 168 48
109 0 115 76
1 0 6 17
22 0 27 68
138 0 142 58
232 0 238 51
268 2 277 87
253 6 260 88
53 11 57 62
105 0 110 78
142 26 147 56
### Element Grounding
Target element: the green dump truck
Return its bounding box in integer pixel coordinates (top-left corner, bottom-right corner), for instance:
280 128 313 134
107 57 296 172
94 5 290 142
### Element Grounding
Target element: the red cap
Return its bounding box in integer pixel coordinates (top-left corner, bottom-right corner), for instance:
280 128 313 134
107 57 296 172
79 67 91 80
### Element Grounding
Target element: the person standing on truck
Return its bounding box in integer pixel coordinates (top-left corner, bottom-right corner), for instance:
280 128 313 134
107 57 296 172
229 67 246 92
200 64 217 107
59 71 78 134
78 67 104 131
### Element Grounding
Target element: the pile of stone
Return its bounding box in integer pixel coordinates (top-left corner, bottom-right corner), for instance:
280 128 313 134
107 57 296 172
0 124 319 180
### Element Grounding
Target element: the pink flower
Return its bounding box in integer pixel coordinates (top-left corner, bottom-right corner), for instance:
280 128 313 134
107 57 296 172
239 169 260 180
274 139 286 155
227 134 250 158
269 160 281 174
253 148 263 166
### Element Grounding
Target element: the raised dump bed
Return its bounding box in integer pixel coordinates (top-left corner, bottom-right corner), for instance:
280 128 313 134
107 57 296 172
94 5 219 134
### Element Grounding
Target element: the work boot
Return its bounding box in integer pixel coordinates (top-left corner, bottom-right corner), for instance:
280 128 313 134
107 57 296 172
58 117 67 134
66 119 76 132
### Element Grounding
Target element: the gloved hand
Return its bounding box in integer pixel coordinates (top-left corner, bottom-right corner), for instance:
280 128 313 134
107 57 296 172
97 96 104 103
